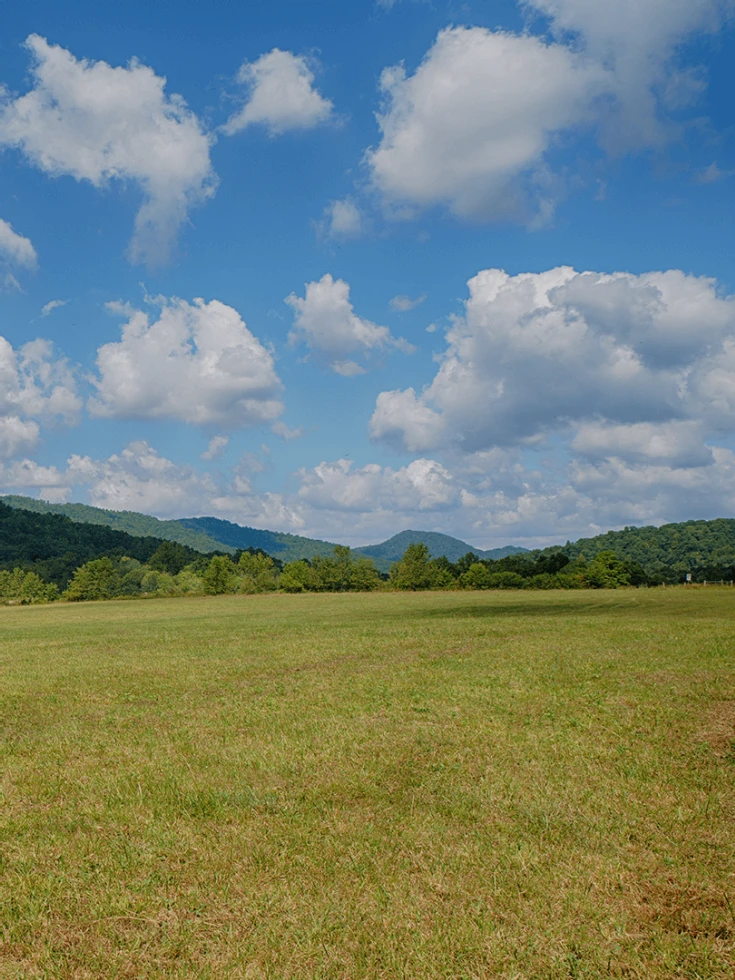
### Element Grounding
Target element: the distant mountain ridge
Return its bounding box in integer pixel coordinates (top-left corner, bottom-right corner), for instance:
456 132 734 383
4 495 735 582
0 496 231 554
178 516 344 563
1 496 526 572
354 530 527 565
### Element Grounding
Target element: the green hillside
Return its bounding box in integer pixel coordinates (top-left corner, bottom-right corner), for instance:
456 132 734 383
0 501 204 588
178 517 341 563
355 530 527 565
559 519 735 581
0 496 233 554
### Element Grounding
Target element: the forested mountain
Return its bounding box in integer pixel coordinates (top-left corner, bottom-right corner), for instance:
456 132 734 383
178 517 340 563
179 519 527 570
3 496 521 569
0 502 204 588
1 496 231 553
355 530 527 565
558 519 735 581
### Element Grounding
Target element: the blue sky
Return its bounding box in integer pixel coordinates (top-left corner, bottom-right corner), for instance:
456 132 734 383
0 0 734 548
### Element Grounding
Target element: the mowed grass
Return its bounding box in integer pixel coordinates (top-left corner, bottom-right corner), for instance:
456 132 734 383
1 591 735 979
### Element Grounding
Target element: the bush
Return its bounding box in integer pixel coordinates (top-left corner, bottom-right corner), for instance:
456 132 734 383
65 557 122 602
174 568 205 595
583 550 632 589
0 568 59 604
461 562 494 590
280 560 312 593
238 551 279 593
487 571 526 590
202 556 237 595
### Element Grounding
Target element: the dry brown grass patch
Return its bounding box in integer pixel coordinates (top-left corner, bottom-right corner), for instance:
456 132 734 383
700 700 735 757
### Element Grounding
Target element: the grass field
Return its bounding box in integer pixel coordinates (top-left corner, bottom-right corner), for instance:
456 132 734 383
1 590 734 979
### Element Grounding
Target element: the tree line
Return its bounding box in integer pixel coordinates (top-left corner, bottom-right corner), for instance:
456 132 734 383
2 499 733 606
0 540 660 605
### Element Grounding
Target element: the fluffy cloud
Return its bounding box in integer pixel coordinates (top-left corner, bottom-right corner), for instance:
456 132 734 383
371 266 735 452
367 3 728 221
201 435 229 461
0 219 37 269
0 417 40 460
368 27 606 220
293 444 735 547
224 49 333 136
298 457 457 512
370 387 444 453
0 35 215 265
67 442 219 516
6 433 735 550
572 421 712 467
0 335 79 462
44 441 305 528
287 274 414 375
528 0 729 148
320 198 364 239
89 296 283 426
0 336 80 428
438 448 735 547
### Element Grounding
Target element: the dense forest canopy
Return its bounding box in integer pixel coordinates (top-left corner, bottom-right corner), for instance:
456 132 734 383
0 502 206 588
559 519 735 582
0 495 231 554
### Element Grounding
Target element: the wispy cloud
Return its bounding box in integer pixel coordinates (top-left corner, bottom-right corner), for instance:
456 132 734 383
390 293 426 312
41 299 68 317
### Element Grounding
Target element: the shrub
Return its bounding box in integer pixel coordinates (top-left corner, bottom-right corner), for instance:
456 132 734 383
0 568 59 604
280 560 312 593
461 562 494 590
238 551 279 593
65 557 122 602
487 571 526 590
202 556 237 595
174 568 205 595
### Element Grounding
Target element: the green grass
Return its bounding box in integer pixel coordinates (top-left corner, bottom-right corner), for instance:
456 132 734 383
1 590 734 979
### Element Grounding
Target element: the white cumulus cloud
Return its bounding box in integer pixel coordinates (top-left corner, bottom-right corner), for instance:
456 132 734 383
287 273 414 375
89 296 283 426
0 336 80 428
366 3 729 222
367 26 609 221
0 218 37 269
224 49 334 136
320 198 364 239
371 266 735 453
0 417 41 460
0 35 215 265
528 0 730 148
298 457 457 513
201 435 229 461
64 441 306 528
571 421 713 467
